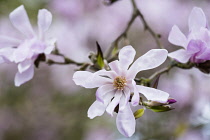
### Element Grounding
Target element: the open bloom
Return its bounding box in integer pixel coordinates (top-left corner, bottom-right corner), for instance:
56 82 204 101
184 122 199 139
0 5 55 86
168 7 210 63
73 46 169 137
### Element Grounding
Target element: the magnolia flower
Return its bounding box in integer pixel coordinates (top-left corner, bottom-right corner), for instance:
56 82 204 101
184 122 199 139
73 45 169 137
168 7 210 63
0 5 55 86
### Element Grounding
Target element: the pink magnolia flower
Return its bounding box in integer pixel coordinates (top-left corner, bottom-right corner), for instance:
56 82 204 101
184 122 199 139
0 5 55 86
73 45 169 137
168 7 210 63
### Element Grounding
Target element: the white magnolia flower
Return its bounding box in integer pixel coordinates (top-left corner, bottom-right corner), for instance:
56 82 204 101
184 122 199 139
0 5 55 86
73 45 169 137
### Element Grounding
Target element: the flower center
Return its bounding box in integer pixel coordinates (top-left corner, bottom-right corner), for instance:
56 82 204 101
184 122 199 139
113 76 127 90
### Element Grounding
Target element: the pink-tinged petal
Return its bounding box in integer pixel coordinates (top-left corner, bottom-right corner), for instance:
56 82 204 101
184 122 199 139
0 47 15 62
136 85 169 103
44 38 56 54
119 87 130 111
38 9 52 34
187 40 206 55
95 69 117 79
103 90 115 105
196 47 210 60
87 100 106 119
128 49 168 79
14 65 34 87
73 71 112 88
96 84 114 103
116 103 135 137
168 49 191 63
188 7 207 32
131 80 139 106
168 25 187 47
0 36 21 48
106 90 122 116
18 59 32 73
109 60 121 75
9 5 34 38
13 42 31 63
119 45 136 70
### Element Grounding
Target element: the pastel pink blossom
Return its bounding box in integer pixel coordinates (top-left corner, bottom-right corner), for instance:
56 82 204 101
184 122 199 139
0 5 55 86
168 7 210 63
73 45 169 137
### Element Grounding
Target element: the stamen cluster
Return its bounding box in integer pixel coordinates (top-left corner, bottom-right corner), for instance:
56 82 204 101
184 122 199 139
113 76 127 90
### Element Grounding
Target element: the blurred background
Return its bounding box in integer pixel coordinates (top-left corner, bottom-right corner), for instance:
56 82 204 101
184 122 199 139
0 0 210 139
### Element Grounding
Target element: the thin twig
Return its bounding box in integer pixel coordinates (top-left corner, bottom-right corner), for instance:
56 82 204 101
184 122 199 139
131 0 164 49
105 1 139 58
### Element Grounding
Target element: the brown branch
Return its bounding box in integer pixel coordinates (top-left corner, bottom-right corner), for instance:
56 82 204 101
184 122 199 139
131 0 164 49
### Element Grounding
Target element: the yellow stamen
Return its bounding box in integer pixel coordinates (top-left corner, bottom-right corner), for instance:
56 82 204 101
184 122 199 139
113 76 127 90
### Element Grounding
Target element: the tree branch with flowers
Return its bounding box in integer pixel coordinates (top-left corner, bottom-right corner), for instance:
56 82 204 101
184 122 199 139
0 0 209 138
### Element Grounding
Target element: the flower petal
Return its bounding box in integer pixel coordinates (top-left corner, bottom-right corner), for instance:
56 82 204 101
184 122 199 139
73 71 112 88
168 49 191 63
168 25 187 47
108 60 121 75
103 90 115 105
128 49 168 79
87 100 106 119
196 47 210 60
13 41 31 63
96 84 114 103
44 38 56 54
116 103 135 137
38 9 52 39
188 7 207 32
131 80 139 106
119 45 136 70
119 87 130 111
9 5 34 38
136 85 169 103
0 47 15 62
18 59 32 73
0 36 21 48
106 90 122 116
15 64 34 87
95 69 117 79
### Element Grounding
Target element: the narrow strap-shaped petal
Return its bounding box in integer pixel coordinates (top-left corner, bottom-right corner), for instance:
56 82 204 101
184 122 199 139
188 7 207 33
44 38 56 54
95 69 117 79
96 84 114 103
106 90 122 116
87 100 106 119
168 25 187 48
116 103 135 137
9 5 34 38
119 45 136 70
0 47 15 62
196 47 210 60
108 60 121 75
18 59 32 73
15 64 34 87
119 87 130 111
136 85 169 103
73 71 112 88
168 49 191 63
128 49 168 79
13 41 31 63
0 35 21 48
38 9 52 39
103 90 115 105
131 80 139 106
